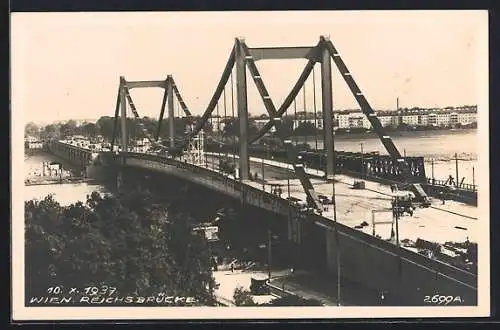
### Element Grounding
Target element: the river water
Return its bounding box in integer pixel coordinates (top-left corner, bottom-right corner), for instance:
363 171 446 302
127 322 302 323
296 129 479 187
24 152 111 206
24 129 480 205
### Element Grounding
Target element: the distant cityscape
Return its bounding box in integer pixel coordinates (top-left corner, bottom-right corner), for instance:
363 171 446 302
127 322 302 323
25 105 478 150
209 105 478 133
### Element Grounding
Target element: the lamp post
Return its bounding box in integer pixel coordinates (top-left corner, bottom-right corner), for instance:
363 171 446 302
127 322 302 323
261 145 265 191
393 196 400 248
431 159 435 184
287 163 291 199
360 142 364 179
267 229 272 279
472 166 475 189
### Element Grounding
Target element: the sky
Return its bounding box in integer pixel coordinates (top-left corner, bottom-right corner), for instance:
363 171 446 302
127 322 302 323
11 10 488 125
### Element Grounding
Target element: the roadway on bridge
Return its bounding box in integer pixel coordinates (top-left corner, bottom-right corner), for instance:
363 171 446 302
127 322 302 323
205 153 478 247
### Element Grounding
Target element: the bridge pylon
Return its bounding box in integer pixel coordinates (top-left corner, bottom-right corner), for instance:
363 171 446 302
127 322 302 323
111 75 193 154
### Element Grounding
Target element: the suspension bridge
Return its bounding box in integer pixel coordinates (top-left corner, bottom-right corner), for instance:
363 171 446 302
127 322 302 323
46 36 479 305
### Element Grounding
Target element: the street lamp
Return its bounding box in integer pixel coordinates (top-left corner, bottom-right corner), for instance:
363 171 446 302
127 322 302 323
261 143 266 191
392 196 400 248
267 229 272 279
360 142 364 179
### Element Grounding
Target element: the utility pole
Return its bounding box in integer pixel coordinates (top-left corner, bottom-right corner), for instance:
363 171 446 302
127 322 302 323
431 159 435 184
287 164 291 198
287 163 292 243
393 196 400 248
472 166 475 189
331 129 341 307
360 142 364 179
262 150 265 191
267 229 272 279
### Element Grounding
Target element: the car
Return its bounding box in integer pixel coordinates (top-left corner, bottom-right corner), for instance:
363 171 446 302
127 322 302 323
317 194 332 205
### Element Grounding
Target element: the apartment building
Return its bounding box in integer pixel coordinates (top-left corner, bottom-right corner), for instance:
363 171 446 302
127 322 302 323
378 114 394 127
247 105 477 131
401 114 419 126
291 118 324 130
436 113 450 126
458 111 477 125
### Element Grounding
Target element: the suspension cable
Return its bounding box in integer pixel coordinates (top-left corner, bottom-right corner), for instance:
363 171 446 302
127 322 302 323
313 65 318 150
303 78 307 147
223 82 228 157
216 99 220 162
293 98 297 147
216 98 220 133
231 69 235 164
174 96 178 139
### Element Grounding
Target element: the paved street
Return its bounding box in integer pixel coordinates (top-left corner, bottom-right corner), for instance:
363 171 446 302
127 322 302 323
206 153 478 245
213 270 276 306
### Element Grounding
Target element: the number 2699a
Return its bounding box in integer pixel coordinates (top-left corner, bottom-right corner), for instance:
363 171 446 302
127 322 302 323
424 295 464 305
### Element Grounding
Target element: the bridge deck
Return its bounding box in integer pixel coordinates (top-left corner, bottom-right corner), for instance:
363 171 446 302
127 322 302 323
206 152 478 246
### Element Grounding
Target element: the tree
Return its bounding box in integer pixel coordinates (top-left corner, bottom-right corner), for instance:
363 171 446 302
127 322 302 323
293 121 317 137
40 123 60 140
25 122 39 137
25 189 216 305
222 118 258 137
60 120 78 138
233 286 256 306
82 123 97 138
96 116 115 142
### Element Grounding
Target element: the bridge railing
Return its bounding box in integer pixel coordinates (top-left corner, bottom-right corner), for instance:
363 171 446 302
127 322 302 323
426 178 477 192
121 152 476 289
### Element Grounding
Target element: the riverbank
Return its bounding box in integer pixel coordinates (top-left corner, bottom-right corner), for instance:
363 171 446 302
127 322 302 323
25 177 97 186
290 127 477 141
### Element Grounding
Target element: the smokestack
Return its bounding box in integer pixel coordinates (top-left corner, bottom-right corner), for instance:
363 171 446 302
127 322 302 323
397 97 399 110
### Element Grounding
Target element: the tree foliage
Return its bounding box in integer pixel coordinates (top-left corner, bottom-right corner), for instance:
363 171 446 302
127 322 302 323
292 121 318 136
39 124 60 140
233 286 256 306
25 122 40 137
222 118 258 137
25 190 216 305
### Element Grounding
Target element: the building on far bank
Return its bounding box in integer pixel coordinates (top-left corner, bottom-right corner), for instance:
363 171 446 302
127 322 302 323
24 136 43 149
245 105 477 132
335 106 477 129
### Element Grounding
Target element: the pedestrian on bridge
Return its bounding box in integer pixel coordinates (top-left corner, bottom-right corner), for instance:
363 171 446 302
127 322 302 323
439 191 445 205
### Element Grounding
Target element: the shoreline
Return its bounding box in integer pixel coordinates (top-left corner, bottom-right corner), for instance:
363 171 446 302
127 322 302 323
290 128 477 141
25 178 97 186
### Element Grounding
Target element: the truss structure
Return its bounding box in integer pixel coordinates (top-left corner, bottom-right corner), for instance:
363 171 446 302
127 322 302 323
185 130 206 166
